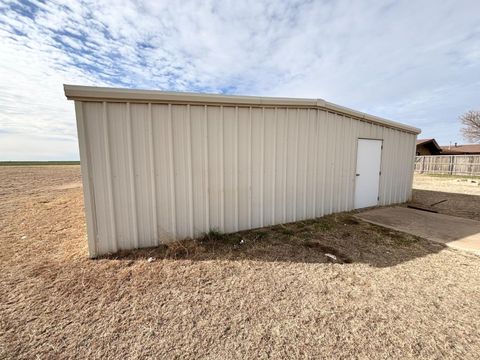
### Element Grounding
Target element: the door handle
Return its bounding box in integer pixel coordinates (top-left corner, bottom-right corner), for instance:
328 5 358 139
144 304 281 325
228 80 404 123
356 174 360 176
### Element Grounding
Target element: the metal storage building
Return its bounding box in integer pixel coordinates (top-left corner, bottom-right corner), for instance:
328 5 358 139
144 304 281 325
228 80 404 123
65 85 421 257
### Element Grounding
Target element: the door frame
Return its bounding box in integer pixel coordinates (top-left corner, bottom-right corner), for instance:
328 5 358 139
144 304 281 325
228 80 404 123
354 137 384 208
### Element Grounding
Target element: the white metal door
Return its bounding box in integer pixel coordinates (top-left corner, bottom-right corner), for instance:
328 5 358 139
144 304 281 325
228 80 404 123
354 139 382 209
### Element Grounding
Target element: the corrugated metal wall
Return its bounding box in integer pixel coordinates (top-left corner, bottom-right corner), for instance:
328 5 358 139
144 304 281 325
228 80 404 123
75 101 417 257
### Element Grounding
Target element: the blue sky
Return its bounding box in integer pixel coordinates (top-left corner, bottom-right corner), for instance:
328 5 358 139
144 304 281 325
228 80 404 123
0 0 479 160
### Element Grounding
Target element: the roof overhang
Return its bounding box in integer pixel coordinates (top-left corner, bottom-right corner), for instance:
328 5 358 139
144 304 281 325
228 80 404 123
417 138 441 152
64 84 421 135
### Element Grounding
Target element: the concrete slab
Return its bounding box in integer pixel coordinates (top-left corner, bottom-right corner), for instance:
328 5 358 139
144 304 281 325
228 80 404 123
355 207 480 255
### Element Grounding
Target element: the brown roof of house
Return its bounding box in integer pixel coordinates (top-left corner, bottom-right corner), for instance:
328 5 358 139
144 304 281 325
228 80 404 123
416 138 441 151
416 138 434 145
440 144 480 154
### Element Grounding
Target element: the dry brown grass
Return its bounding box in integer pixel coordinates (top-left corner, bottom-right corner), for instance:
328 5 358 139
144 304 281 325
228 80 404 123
413 173 480 196
1 166 480 359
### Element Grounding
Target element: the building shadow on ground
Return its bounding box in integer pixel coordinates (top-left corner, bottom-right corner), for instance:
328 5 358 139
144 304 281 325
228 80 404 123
98 212 450 268
411 189 480 221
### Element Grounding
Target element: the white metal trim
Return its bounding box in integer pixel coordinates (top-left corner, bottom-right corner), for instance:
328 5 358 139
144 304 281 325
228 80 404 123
64 85 421 134
74 101 98 258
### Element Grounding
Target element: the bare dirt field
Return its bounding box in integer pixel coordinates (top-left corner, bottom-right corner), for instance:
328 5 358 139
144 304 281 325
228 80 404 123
1 166 479 359
412 174 480 221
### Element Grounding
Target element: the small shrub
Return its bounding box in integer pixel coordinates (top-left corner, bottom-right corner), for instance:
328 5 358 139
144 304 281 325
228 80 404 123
201 228 225 242
295 222 307 229
275 226 295 236
253 229 269 240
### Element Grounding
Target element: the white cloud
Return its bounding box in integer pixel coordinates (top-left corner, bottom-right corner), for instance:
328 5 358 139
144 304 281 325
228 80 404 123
0 0 480 160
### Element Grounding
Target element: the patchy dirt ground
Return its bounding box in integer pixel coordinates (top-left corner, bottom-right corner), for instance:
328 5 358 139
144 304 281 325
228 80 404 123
412 174 480 221
1 166 479 359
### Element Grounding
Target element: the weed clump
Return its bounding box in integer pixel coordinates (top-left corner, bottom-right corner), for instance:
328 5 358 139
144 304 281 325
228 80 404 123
316 219 334 231
201 228 225 242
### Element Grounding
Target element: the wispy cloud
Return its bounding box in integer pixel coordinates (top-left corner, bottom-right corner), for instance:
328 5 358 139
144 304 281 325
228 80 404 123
0 0 479 159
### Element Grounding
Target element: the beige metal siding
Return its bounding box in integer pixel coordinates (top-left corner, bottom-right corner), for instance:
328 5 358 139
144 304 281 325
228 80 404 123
72 93 418 257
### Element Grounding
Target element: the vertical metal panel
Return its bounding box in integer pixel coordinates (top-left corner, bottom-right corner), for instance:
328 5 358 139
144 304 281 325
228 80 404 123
383 126 393 206
263 108 276 226
344 116 356 211
250 107 264 228
171 105 193 238
335 115 345 212
106 102 136 250
147 103 159 244
77 100 417 256
377 124 388 205
406 134 417 200
396 132 407 202
223 106 238 232
190 105 209 236
274 108 287 224
151 104 176 241
130 103 157 246
306 109 317 219
326 112 336 215
207 106 223 231
237 107 251 231
285 108 298 222
316 110 327 217
74 101 97 257
83 102 117 255
187 106 195 238
296 109 309 220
